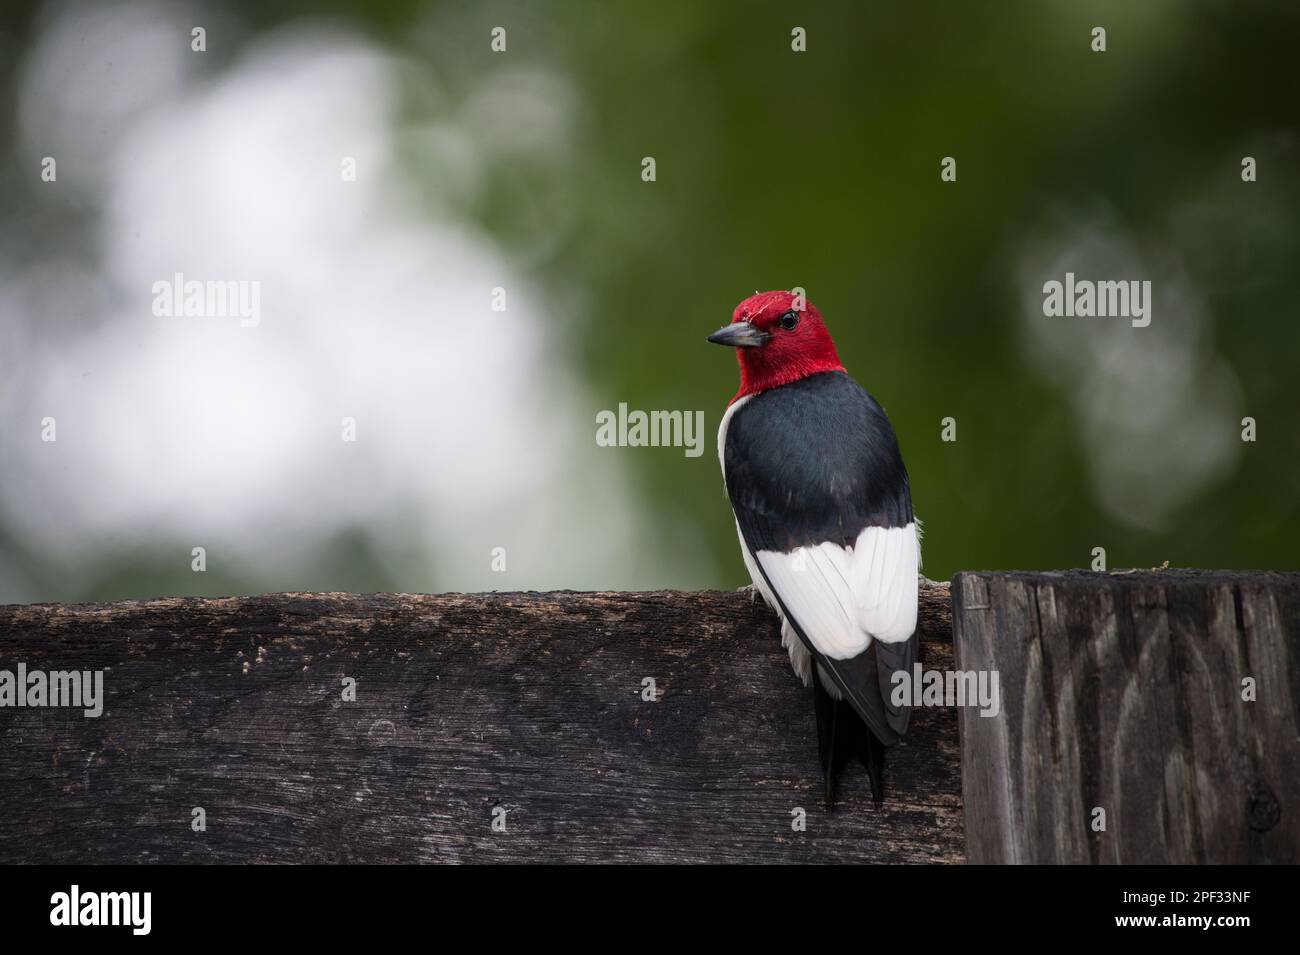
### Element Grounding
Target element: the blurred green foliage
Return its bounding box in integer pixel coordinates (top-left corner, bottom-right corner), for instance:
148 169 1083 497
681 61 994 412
492 0 1300 583
2 0 1298 601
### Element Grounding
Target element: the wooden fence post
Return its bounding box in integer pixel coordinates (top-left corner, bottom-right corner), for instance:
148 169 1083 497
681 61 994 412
953 570 1299 864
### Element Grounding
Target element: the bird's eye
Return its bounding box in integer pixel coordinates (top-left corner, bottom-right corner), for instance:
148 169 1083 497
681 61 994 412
778 310 800 331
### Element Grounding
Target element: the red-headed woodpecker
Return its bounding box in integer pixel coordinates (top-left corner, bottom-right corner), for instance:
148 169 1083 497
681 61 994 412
709 290 920 810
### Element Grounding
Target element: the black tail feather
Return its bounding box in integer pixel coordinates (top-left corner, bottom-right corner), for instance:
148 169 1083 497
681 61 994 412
813 675 838 812
863 727 887 808
814 667 891 811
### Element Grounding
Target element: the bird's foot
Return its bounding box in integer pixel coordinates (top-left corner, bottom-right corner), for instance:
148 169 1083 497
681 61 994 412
735 583 760 604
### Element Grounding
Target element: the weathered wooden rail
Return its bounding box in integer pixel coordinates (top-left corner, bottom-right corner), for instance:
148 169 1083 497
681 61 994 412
0 585 960 863
0 571 1295 864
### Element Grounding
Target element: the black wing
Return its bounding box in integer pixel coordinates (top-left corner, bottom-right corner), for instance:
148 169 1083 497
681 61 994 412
723 371 918 743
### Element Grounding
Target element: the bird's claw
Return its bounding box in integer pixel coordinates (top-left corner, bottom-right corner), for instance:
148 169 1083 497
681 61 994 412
735 583 759 604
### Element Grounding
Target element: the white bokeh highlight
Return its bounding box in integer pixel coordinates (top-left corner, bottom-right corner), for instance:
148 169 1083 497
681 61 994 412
1 3 708 598
1018 205 1242 532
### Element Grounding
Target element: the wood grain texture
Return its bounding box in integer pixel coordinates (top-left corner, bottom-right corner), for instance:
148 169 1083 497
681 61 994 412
953 570 1300 864
0 585 960 864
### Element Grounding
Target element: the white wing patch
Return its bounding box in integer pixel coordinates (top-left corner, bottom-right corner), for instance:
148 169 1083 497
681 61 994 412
755 523 920 661
850 524 920 644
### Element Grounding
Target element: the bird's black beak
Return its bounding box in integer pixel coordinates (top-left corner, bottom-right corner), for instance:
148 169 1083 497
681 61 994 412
707 320 770 348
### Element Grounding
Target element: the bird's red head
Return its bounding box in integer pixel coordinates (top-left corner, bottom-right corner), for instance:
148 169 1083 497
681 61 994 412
708 290 845 404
